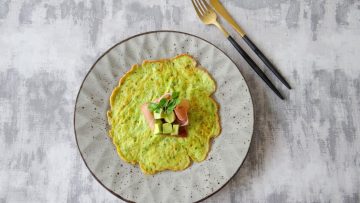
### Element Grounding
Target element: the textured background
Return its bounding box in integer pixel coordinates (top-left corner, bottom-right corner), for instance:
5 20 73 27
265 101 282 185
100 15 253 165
1 0 359 202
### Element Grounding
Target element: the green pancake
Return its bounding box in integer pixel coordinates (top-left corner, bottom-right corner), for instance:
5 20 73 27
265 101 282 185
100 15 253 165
107 54 221 174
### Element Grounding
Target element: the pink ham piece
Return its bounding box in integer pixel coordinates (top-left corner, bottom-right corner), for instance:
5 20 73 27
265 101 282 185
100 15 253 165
174 99 190 126
141 103 155 129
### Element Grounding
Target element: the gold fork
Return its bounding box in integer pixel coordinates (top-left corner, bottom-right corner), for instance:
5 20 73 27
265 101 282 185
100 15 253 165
191 0 284 100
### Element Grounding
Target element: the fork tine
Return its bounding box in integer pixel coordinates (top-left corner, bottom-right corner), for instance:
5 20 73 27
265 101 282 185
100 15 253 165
201 0 214 12
191 0 203 17
196 0 207 14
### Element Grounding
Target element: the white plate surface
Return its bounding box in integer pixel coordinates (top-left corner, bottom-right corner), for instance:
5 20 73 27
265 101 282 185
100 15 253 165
74 31 254 202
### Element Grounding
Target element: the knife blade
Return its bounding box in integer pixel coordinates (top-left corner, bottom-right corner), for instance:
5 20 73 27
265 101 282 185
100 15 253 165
209 0 292 89
209 0 246 37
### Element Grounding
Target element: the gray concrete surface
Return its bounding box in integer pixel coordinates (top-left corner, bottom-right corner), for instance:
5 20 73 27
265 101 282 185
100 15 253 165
1 0 359 202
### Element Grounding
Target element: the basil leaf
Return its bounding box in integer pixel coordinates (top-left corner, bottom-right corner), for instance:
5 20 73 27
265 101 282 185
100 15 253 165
158 98 167 108
147 93 181 114
166 108 174 114
174 98 181 105
167 100 175 108
171 98 180 108
167 101 179 112
148 102 158 112
165 94 181 113
172 92 179 99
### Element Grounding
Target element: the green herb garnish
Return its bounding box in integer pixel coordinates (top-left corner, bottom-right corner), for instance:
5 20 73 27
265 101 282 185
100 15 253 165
148 92 181 114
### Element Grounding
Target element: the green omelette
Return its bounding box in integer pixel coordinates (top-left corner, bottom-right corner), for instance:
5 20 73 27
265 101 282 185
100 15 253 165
107 54 221 174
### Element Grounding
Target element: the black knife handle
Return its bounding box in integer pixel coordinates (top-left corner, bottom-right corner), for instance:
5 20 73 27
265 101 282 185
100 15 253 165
243 35 291 89
227 36 284 100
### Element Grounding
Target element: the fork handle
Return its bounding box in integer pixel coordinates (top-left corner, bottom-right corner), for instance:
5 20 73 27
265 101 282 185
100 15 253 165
227 36 285 100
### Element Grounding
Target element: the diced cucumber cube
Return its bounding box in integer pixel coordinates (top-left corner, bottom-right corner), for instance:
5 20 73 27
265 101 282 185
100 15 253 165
162 123 172 134
154 123 162 135
154 112 163 119
164 111 176 123
171 124 180 135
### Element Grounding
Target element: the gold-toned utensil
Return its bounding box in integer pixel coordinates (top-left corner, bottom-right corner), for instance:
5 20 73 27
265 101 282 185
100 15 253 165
191 0 285 100
210 0 291 89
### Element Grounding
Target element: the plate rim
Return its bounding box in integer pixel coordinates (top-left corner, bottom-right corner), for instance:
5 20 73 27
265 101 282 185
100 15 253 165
73 30 255 203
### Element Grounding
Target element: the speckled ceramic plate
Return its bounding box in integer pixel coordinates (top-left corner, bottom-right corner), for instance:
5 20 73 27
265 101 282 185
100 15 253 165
74 31 254 202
